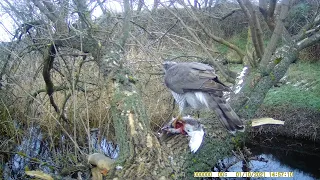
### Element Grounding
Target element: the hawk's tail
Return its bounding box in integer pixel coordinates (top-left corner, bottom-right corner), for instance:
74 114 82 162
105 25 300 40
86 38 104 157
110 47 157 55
209 96 245 133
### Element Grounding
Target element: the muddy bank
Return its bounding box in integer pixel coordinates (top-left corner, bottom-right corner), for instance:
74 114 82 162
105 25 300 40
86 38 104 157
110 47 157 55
251 105 320 142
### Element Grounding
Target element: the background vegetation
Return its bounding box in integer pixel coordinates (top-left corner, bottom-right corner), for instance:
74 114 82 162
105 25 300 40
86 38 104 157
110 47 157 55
0 0 319 179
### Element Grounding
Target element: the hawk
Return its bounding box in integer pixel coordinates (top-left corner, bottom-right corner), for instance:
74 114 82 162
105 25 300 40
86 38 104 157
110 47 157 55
163 61 244 133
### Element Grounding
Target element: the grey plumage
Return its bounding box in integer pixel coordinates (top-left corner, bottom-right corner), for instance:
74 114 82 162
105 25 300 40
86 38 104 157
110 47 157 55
163 61 244 133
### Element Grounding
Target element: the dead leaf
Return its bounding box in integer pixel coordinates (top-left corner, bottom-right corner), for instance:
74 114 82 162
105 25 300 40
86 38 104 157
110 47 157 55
251 118 284 127
25 170 53 180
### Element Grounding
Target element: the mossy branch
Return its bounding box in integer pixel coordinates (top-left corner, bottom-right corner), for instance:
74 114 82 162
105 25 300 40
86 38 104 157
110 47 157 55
31 86 69 98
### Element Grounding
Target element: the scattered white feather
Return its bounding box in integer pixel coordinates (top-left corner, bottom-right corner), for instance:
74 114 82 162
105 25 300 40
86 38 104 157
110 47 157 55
188 129 204 153
168 156 174 163
116 165 123 170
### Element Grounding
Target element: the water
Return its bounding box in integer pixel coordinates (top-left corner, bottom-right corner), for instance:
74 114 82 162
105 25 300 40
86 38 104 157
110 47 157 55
248 146 320 179
3 125 118 179
217 152 317 180
221 66 320 179
3 123 319 179
214 136 320 180
3 125 54 180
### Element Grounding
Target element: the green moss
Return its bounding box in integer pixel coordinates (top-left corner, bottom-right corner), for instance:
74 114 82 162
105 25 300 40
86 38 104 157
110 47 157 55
286 62 320 95
24 166 30 171
232 132 246 149
274 57 283 64
263 62 320 110
264 85 320 109
228 64 244 73
231 31 248 51
110 90 131 163
111 69 150 165
270 72 275 81
215 30 248 55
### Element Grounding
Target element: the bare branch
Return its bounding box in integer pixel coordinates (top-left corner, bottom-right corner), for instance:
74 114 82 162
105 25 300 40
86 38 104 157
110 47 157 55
160 1 235 83
31 0 58 22
251 3 265 55
245 0 264 56
221 8 242 20
295 13 320 41
31 86 82 98
148 20 179 46
152 0 159 12
97 0 107 14
269 0 277 31
73 0 94 29
268 0 277 20
181 1 245 59
129 20 152 36
59 0 70 21
259 0 290 71
0 22 14 39
2 0 27 22
237 0 263 59
297 32 320 51
201 8 242 20
120 0 132 50
258 0 268 18
137 0 144 13
42 0 58 16
237 0 252 19
259 0 277 31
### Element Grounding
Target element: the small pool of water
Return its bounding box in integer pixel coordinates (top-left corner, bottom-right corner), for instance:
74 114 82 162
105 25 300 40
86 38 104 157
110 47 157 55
3 125 118 179
215 136 320 180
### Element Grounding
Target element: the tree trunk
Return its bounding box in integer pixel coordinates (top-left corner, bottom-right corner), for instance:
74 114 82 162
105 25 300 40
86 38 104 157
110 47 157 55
107 80 169 178
229 44 298 119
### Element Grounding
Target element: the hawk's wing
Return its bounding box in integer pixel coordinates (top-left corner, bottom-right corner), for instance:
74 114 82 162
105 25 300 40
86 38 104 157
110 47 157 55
164 62 230 94
164 62 244 132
